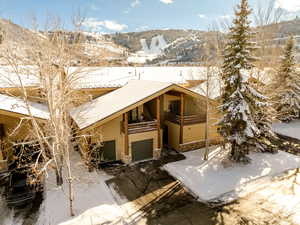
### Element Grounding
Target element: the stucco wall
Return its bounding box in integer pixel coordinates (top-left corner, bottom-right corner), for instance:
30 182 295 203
165 118 222 151
90 115 124 161
88 115 163 163
183 123 205 143
165 120 180 150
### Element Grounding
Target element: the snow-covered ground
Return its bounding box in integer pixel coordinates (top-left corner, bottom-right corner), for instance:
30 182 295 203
163 146 300 204
272 120 300 140
36 153 123 225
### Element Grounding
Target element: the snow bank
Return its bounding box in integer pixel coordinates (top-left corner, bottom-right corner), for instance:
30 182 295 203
36 153 123 225
163 147 300 204
272 120 300 140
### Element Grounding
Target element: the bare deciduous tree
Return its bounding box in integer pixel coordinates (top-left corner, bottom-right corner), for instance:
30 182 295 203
0 16 95 216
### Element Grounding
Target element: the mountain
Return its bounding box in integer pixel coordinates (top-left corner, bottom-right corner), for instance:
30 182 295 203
106 29 209 64
0 18 128 66
0 18 42 63
105 19 300 65
1 17 300 66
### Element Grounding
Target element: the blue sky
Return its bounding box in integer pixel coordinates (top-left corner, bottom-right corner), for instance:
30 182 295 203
0 0 300 33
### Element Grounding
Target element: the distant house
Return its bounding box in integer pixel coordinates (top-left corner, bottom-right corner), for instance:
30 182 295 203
70 80 222 164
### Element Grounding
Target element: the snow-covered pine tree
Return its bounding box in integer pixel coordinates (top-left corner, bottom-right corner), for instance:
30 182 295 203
272 36 300 122
219 0 277 163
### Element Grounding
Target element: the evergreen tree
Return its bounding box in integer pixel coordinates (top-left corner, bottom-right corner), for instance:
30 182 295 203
219 0 277 163
273 36 300 122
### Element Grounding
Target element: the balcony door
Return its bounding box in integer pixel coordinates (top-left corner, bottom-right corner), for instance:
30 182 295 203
169 100 180 115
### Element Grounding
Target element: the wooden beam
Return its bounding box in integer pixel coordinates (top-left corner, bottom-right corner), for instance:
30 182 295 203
180 93 184 144
166 91 181 97
124 112 129 156
156 97 161 149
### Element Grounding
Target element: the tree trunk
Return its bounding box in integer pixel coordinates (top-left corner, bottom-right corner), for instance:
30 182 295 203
203 68 210 160
67 170 74 216
56 167 63 186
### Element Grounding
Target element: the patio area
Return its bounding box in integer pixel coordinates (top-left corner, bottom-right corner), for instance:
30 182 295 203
163 146 300 205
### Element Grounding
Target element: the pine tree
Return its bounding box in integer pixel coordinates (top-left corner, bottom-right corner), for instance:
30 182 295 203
219 0 277 163
273 36 300 122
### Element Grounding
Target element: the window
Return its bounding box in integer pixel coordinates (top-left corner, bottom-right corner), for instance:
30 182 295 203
129 108 138 123
169 100 180 115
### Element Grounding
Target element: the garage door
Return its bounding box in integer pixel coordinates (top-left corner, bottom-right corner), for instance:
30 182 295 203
101 140 116 161
132 139 153 162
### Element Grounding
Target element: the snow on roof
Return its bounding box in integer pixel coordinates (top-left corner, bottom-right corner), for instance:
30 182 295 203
0 66 205 89
69 67 202 89
70 80 173 130
0 94 49 120
0 66 39 88
0 66 272 91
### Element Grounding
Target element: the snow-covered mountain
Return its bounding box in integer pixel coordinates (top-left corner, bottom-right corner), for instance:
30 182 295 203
108 29 208 64
2 17 300 66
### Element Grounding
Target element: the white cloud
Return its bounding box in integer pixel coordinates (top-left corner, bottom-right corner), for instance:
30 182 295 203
160 0 174 4
198 14 207 19
136 25 149 31
83 18 128 32
131 0 140 7
275 0 300 12
219 14 234 19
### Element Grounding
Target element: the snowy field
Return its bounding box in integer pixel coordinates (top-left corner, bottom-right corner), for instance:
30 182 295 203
272 120 300 140
163 146 300 204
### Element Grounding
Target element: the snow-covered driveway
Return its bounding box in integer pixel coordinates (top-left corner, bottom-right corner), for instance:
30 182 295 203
163 146 300 204
272 120 300 140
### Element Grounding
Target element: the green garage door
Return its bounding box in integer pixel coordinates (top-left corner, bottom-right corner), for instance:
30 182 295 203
132 139 153 162
101 140 116 161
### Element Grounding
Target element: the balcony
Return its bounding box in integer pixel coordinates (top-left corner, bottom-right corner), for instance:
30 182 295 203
126 120 158 134
167 113 206 125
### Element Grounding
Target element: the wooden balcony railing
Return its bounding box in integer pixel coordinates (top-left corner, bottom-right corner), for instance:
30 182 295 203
126 120 158 134
167 113 206 125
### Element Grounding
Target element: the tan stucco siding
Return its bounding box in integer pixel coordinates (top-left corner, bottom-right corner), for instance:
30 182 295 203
183 123 205 143
90 115 124 160
165 120 180 150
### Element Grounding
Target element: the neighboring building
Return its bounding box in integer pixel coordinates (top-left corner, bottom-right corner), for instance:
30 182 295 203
70 80 222 164
0 66 205 105
0 66 222 165
0 94 49 170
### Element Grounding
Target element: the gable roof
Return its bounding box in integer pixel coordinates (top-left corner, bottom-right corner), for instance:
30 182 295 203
0 94 49 120
70 80 202 131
